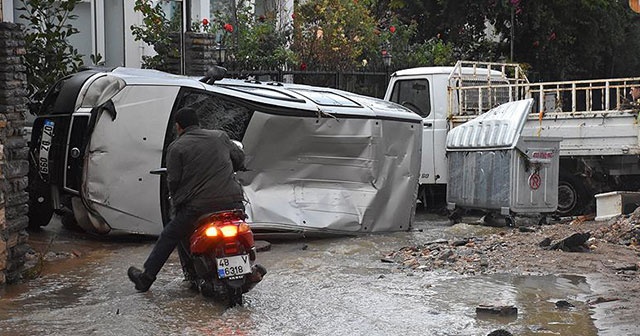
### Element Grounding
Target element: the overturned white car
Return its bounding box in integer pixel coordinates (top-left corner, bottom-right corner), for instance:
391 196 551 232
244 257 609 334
28 67 422 237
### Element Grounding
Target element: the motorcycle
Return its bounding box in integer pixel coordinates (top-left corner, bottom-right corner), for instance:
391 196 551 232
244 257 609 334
150 167 266 307
187 208 265 307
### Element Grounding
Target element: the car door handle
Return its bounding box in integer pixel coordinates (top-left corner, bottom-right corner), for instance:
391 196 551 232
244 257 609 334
423 122 433 127
150 168 167 175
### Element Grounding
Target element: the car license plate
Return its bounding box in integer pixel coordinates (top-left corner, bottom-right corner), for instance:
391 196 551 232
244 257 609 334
216 254 251 279
38 119 54 175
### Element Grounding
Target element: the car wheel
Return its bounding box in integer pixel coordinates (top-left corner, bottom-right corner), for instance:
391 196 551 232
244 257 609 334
60 211 84 232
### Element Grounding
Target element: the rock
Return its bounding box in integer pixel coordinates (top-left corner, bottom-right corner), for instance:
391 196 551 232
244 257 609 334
519 226 537 233
452 239 468 247
255 240 272 252
487 330 513 336
476 304 518 316
587 297 620 305
611 263 638 271
538 237 552 247
380 258 395 263
438 250 454 261
423 239 449 246
555 300 575 309
547 232 591 252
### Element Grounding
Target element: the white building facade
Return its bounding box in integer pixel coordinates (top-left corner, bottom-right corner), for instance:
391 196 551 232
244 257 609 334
3 0 293 69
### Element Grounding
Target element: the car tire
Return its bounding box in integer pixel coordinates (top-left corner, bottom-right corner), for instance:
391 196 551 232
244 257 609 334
60 211 85 232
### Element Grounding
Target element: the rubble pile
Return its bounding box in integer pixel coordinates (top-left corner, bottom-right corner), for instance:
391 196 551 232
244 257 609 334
383 214 640 276
382 234 522 275
592 208 640 248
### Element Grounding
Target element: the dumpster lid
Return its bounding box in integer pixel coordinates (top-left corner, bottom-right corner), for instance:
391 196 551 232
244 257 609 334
446 98 534 150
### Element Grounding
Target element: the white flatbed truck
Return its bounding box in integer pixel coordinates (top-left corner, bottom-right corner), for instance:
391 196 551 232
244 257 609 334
385 61 640 215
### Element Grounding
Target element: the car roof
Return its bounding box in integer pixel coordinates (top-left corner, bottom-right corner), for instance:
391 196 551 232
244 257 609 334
108 67 422 122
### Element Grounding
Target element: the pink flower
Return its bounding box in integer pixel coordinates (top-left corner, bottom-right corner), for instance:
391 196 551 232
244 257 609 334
533 40 539 47
202 18 209 26
549 32 556 41
510 0 520 5
389 26 396 33
291 13 296 19
224 23 234 32
300 62 307 71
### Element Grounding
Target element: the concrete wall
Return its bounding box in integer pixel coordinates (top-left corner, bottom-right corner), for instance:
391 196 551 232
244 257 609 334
0 22 29 287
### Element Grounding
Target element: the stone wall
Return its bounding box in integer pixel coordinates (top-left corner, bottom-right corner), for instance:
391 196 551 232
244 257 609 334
184 32 220 76
165 32 220 76
0 22 30 287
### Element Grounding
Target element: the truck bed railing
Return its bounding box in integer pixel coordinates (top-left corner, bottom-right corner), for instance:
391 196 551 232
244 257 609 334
448 61 640 121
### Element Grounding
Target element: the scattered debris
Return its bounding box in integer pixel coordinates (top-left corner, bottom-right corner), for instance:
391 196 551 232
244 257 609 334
382 211 640 276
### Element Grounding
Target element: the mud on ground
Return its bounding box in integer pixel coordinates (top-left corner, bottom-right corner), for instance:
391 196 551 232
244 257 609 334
385 210 640 333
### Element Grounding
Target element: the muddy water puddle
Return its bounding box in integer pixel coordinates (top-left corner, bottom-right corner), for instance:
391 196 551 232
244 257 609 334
0 213 599 335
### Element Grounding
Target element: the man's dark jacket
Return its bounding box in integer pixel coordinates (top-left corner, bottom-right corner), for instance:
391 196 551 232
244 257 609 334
166 125 245 211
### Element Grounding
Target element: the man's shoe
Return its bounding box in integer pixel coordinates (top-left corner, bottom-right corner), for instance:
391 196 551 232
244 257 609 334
127 266 155 292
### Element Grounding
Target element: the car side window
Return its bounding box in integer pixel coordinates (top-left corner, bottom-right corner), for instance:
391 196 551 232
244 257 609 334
173 89 253 141
390 79 431 118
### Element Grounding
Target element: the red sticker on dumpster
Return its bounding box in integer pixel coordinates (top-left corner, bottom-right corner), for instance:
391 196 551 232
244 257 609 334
528 172 541 190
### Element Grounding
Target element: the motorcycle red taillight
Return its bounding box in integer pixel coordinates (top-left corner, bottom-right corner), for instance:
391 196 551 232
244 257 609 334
190 210 255 255
203 222 251 238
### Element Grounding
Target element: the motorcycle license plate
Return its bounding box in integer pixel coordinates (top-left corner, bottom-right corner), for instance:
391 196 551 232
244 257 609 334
39 120 54 175
216 255 251 279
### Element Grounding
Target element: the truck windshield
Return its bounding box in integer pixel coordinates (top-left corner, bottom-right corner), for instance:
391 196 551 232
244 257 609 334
389 79 431 118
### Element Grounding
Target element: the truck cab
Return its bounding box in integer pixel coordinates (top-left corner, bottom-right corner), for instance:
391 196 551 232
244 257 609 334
385 65 509 209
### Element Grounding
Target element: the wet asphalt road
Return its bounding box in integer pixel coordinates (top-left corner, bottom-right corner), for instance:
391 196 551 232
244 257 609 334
0 211 600 336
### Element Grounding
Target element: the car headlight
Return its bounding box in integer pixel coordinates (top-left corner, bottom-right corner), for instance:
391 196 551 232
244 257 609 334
80 75 125 108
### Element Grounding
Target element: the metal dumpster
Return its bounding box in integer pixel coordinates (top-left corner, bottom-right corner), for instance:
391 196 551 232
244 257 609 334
445 99 561 225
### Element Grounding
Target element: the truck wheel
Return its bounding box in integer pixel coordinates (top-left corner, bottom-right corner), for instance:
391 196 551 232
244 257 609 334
557 174 587 216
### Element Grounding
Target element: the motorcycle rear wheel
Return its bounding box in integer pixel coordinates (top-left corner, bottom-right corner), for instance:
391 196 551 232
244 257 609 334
228 288 243 308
